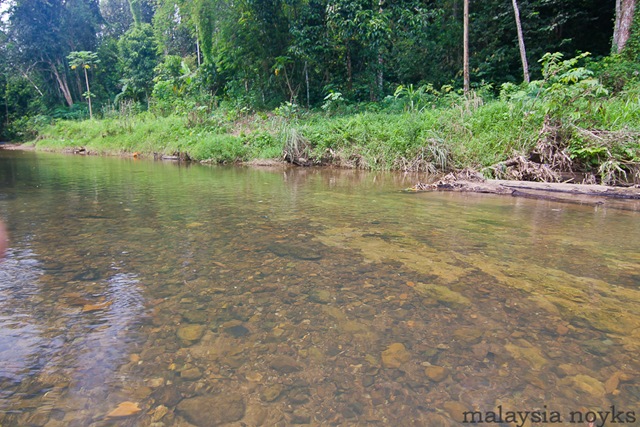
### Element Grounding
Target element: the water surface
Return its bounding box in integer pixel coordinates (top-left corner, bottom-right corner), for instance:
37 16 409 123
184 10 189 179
0 151 639 426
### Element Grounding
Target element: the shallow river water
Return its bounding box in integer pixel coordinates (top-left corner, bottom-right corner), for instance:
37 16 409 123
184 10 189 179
0 150 639 427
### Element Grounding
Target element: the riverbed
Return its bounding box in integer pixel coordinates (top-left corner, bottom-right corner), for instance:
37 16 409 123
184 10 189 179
0 150 639 426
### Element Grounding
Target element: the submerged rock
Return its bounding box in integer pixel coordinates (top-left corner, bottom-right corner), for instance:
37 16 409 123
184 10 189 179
267 242 323 260
176 394 245 426
381 343 410 369
224 324 250 338
413 283 471 309
425 365 450 382
180 367 202 380
452 327 484 343
559 374 606 399
270 355 302 373
177 324 205 344
261 384 285 402
504 340 548 370
309 289 332 303
443 401 468 423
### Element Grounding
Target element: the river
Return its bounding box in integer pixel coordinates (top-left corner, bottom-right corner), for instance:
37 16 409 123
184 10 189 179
0 150 639 426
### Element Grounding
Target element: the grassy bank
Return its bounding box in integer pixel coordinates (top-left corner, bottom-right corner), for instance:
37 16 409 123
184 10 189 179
32 100 538 167
30 55 640 184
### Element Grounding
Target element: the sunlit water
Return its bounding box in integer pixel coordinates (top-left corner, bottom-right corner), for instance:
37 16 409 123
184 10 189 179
0 150 639 427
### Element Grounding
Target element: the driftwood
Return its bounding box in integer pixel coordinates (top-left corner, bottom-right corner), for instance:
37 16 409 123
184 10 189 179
409 172 640 210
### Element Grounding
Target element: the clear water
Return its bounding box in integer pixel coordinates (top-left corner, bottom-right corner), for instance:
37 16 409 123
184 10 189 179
0 151 639 426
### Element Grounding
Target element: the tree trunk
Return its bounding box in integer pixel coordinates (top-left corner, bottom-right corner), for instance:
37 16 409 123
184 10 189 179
304 61 310 109
346 42 352 91
196 25 202 66
50 62 73 107
377 0 384 98
512 0 530 83
19 70 44 97
83 67 93 119
613 0 637 53
463 0 469 94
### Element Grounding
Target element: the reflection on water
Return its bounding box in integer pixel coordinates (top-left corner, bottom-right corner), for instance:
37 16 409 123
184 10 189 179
0 150 639 426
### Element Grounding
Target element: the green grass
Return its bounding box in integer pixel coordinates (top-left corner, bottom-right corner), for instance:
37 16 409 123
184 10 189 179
31 86 640 179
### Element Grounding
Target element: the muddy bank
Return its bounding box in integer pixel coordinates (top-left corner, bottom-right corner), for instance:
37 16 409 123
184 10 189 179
0 143 35 151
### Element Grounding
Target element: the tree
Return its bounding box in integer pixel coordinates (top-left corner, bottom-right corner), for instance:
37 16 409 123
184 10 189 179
117 24 159 103
68 51 99 119
152 0 197 58
511 0 529 83
8 0 102 107
613 0 637 53
463 0 469 93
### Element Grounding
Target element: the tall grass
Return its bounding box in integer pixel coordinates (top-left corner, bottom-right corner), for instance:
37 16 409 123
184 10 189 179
32 79 640 179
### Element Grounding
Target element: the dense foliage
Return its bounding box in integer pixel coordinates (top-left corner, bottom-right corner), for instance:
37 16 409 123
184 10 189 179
1 0 639 182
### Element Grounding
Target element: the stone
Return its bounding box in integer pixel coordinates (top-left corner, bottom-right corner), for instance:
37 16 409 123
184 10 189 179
183 309 208 324
176 394 245 427
224 324 250 338
177 324 205 344
180 367 202 380
504 340 547 370
560 374 605 399
413 283 471 309
261 384 284 402
452 327 484 343
362 375 375 387
151 386 182 407
604 371 624 394
105 402 141 419
291 408 311 424
270 356 302 373
309 289 332 304
288 388 310 404
425 365 449 382
556 364 579 377
381 343 410 369
443 401 468 423
150 405 169 422
268 243 323 260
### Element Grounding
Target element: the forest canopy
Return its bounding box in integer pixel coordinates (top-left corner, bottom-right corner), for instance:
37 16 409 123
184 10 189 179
1 1 634 122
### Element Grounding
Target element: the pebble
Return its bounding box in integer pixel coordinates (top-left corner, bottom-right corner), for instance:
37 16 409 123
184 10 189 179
176 394 245 427
261 384 284 402
443 400 468 423
176 324 205 344
425 365 450 382
291 408 311 424
270 356 302 373
180 367 202 380
381 343 410 368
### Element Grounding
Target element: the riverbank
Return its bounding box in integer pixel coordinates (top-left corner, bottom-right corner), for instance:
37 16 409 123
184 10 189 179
15 68 640 186
20 107 639 181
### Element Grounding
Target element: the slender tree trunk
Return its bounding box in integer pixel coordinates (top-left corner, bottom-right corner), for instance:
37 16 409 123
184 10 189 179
463 0 469 94
376 0 384 99
4 82 9 127
377 56 383 96
51 62 73 107
613 0 637 53
196 25 202 66
83 67 93 119
511 0 530 83
19 71 44 97
346 42 352 91
304 61 310 109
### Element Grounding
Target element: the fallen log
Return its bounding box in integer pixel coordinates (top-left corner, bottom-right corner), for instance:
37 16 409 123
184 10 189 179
409 173 640 210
